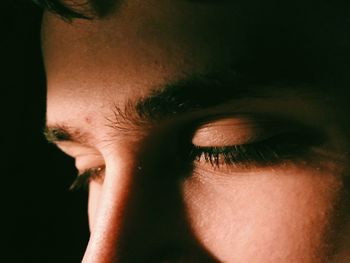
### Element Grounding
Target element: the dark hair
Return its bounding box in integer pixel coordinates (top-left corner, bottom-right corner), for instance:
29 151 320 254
32 0 116 20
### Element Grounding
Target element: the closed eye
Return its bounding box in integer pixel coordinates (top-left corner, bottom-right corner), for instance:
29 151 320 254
70 166 105 191
189 131 326 170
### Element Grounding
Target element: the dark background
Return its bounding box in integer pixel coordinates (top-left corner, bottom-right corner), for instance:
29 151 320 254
2 1 89 262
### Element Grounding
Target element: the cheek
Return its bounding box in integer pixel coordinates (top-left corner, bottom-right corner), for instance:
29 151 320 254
182 167 343 263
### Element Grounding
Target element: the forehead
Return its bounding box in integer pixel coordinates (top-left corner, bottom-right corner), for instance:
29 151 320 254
43 0 345 124
42 0 344 87
42 1 240 84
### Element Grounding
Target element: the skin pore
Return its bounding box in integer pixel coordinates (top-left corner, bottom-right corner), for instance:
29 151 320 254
43 0 350 262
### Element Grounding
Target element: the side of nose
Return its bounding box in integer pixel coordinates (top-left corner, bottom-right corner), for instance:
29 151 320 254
81 151 196 263
82 159 134 263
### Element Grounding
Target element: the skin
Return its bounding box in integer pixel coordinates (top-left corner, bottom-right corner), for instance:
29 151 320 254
43 0 350 262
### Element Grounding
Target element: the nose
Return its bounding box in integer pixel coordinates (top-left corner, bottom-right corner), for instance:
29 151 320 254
81 150 217 263
82 159 134 263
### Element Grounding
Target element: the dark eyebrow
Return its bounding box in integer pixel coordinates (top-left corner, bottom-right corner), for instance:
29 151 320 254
136 74 255 119
110 71 314 129
44 124 91 144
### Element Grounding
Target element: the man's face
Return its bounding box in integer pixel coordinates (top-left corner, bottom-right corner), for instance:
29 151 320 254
43 1 350 262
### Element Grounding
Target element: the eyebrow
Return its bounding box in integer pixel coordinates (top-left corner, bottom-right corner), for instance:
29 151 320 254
136 73 258 119
45 71 315 143
111 71 314 128
44 124 92 144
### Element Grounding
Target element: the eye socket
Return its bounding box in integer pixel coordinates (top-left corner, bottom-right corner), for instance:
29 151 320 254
54 142 106 190
188 116 326 171
190 132 324 171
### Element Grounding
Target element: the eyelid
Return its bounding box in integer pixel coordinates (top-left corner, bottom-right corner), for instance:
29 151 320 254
191 116 290 147
55 144 105 190
57 142 101 158
75 153 104 172
190 131 326 171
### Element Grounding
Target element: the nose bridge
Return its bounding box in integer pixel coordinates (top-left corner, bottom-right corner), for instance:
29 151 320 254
81 146 218 263
81 148 193 263
83 160 135 263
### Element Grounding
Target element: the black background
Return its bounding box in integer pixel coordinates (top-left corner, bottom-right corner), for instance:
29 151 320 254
2 1 89 262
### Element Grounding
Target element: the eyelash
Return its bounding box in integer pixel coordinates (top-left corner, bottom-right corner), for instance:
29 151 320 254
69 132 323 190
69 166 105 191
190 132 321 169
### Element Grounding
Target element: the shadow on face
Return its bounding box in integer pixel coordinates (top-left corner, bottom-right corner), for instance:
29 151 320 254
42 0 350 262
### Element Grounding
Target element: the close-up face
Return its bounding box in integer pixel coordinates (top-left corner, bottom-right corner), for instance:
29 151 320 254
43 0 350 262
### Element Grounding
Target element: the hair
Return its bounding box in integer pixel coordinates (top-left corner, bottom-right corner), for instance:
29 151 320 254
32 0 116 20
